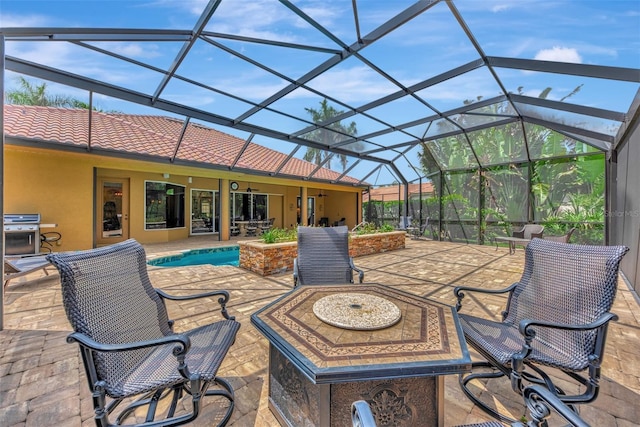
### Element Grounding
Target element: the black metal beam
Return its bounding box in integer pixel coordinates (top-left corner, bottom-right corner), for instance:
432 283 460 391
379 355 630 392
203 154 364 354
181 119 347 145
487 56 640 83
152 0 223 103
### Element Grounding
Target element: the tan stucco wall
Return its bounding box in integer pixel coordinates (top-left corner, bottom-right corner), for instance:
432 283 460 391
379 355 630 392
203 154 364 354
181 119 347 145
4 144 364 251
5 146 95 251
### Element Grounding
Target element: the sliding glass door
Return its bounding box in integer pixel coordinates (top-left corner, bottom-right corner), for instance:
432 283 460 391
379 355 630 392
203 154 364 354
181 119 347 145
230 192 268 223
191 189 217 234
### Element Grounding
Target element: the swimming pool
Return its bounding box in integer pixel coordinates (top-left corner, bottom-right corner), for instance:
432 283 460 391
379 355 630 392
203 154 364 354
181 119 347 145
148 246 239 267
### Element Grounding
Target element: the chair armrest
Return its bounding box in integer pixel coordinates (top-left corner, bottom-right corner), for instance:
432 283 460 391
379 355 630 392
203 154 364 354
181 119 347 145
510 312 619 393
351 400 377 427
454 282 518 312
68 331 199 380
67 331 191 356
518 312 619 337
523 386 590 427
156 289 234 320
349 258 364 283
512 225 525 238
156 288 229 302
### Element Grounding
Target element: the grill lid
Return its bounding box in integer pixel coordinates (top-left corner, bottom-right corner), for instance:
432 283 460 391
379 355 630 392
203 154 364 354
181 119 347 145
3 214 41 224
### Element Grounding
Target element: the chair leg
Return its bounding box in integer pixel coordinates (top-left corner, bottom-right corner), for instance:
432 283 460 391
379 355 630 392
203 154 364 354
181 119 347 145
204 377 235 427
458 361 519 425
104 378 235 427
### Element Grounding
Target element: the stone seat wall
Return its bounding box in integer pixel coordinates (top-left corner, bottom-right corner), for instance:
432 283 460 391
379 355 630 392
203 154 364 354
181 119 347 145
239 231 406 276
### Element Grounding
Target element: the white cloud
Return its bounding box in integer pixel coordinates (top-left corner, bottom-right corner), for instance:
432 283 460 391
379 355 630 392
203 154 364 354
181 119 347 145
302 66 398 103
94 42 163 60
534 46 582 63
491 4 511 13
296 4 342 29
5 40 160 90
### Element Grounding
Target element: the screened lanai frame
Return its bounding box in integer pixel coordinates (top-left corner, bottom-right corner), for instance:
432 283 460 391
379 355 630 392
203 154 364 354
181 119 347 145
1 0 639 234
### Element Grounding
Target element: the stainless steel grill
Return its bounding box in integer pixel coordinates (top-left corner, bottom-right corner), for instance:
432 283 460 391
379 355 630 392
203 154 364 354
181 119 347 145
4 214 41 255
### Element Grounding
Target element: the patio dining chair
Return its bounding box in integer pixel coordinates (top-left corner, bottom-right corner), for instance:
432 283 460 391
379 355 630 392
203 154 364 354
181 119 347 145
495 224 545 254
453 239 628 424
543 227 576 243
397 215 412 230
46 239 241 427
512 224 544 240
245 219 258 236
411 218 430 240
293 225 364 286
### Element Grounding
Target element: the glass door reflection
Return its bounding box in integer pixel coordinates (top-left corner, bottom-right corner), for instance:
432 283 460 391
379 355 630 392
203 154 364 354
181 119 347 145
191 189 216 234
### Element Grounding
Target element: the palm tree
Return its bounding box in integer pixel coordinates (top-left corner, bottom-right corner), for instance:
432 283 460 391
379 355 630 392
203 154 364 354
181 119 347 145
5 77 79 107
303 99 357 171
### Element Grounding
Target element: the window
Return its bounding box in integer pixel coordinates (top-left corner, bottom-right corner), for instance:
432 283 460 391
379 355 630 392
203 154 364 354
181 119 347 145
145 181 185 230
230 191 268 222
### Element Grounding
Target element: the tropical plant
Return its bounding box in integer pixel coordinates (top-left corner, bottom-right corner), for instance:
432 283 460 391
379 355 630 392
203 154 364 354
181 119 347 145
5 76 108 111
303 99 357 171
415 84 606 244
260 227 297 244
6 76 78 107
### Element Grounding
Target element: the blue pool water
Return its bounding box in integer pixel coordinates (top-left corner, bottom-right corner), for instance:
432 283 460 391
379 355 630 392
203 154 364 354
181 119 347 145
148 246 239 267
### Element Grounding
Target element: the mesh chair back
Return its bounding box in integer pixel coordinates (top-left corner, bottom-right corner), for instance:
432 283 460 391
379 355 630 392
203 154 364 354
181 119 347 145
297 226 352 285
504 239 628 369
521 224 544 239
47 239 173 389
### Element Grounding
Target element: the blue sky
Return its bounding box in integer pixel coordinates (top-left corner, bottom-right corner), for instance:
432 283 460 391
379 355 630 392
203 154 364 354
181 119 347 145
1 0 639 184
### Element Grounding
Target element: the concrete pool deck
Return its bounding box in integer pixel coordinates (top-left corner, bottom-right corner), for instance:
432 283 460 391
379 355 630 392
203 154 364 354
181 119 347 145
1 236 639 426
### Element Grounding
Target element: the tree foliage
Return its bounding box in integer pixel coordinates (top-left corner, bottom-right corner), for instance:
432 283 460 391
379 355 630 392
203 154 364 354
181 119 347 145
303 99 357 171
6 77 76 107
5 76 106 111
413 85 605 244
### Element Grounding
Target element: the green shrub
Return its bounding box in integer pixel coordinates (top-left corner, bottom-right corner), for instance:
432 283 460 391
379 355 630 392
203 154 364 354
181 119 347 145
354 222 395 235
260 223 396 243
379 224 394 233
260 228 297 244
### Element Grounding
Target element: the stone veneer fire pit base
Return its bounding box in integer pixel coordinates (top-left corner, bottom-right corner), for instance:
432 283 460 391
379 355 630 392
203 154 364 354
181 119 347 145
238 230 406 276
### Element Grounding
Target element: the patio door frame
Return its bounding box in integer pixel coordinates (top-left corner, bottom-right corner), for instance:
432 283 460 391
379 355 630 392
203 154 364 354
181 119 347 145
190 188 217 235
95 177 130 246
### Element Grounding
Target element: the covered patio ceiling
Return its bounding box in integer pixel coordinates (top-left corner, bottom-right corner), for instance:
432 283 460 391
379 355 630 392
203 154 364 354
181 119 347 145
1 0 639 187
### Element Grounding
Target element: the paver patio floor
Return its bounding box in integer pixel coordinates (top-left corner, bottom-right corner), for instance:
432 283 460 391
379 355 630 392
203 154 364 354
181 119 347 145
1 237 639 426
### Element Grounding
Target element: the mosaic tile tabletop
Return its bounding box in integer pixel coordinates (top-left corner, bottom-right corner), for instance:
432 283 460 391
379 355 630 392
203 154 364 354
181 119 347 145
251 284 471 384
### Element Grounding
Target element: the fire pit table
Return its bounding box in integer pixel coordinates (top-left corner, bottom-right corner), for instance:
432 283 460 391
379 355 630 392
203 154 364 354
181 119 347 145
251 283 471 427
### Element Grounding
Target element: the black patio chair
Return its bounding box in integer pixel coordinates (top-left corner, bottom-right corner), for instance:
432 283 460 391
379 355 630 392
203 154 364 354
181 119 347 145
351 400 378 427
46 239 241 427
293 225 364 287
352 385 590 427
245 219 258 236
453 239 628 423
455 385 591 427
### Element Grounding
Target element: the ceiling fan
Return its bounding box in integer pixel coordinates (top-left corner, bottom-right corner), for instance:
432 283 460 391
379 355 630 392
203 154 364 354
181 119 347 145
246 183 259 193
317 191 328 198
